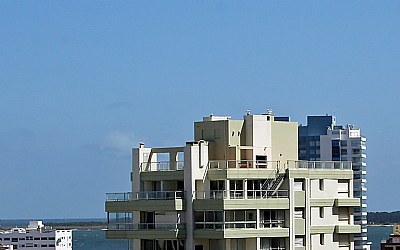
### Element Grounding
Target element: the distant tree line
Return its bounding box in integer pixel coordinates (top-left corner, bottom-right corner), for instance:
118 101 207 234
368 211 400 225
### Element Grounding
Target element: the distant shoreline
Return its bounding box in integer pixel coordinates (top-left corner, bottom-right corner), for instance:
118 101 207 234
0 219 107 230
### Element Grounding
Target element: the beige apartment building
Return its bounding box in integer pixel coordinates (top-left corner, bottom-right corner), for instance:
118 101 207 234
105 111 361 250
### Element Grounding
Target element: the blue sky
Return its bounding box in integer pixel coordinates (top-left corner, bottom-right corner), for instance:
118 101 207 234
1 1 399 218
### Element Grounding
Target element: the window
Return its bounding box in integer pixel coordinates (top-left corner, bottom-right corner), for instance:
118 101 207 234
319 179 324 191
260 210 285 228
194 211 224 229
294 179 304 191
320 234 325 245
319 207 324 218
229 180 244 198
210 180 225 195
225 210 256 229
310 141 315 147
341 141 347 147
294 208 304 219
295 236 304 247
261 238 285 250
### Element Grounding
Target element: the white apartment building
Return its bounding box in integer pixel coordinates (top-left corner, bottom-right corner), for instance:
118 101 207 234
320 125 368 250
0 221 72 250
105 111 361 250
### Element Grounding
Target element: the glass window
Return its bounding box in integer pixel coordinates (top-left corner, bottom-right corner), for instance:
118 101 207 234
294 179 304 191
294 208 304 219
261 238 285 250
295 236 304 247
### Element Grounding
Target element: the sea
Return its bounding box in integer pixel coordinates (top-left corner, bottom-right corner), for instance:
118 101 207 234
0 219 394 250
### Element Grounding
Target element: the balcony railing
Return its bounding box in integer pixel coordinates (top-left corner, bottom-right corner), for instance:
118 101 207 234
106 191 185 201
108 223 185 230
208 160 280 170
140 161 184 172
259 220 285 228
194 190 288 199
287 160 352 170
194 221 257 230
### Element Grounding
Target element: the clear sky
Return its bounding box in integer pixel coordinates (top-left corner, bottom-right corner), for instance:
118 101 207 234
1 1 399 219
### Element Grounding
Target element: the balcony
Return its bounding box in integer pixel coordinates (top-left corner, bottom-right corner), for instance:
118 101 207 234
194 221 289 239
193 190 289 210
108 223 185 230
106 191 185 212
106 191 185 201
194 190 288 199
106 223 186 239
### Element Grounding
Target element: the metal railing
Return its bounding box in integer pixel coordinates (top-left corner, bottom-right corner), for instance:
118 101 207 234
140 161 184 172
194 221 257 230
194 190 288 199
287 160 352 170
108 223 185 230
208 160 280 169
259 220 285 228
106 191 185 201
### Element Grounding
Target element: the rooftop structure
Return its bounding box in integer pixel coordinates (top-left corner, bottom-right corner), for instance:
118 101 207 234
105 111 361 250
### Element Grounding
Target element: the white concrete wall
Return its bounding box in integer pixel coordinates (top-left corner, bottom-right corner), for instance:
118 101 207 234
244 115 272 161
311 233 339 250
310 207 338 226
310 179 339 199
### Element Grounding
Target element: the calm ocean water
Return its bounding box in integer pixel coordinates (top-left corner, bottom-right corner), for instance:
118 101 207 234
73 226 393 250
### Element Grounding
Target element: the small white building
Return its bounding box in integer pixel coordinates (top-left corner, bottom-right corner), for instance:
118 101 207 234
0 221 72 250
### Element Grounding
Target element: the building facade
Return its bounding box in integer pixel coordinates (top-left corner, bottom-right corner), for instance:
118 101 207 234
0 221 72 250
299 115 368 250
106 112 361 250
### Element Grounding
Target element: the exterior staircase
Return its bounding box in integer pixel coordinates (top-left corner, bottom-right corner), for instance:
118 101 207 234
262 170 286 198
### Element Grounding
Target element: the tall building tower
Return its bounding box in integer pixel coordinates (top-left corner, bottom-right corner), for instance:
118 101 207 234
299 115 368 250
105 112 361 250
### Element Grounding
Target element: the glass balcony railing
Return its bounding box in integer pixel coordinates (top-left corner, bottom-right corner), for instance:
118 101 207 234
287 160 352 170
195 221 287 230
108 223 185 230
194 190 288 199
259 220 285 228
106 191 185 201
208 160 280 170
194 221 257 230
140 161 184 172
